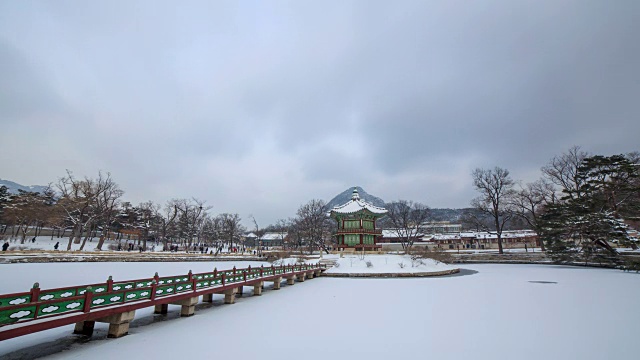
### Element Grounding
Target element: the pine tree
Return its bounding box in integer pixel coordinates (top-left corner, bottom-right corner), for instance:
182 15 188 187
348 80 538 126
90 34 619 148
540 154 639 265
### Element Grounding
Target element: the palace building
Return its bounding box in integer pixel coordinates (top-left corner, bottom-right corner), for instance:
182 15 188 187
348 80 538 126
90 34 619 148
330 188 387 251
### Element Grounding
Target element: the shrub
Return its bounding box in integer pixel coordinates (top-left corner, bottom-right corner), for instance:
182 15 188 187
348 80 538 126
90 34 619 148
408 246 453 264
265 250 293 263
365 260 373 268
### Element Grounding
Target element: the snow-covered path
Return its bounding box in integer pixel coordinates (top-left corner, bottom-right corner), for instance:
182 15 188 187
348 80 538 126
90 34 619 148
1 263 639 360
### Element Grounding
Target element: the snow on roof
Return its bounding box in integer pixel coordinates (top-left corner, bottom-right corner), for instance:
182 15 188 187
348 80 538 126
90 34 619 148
381 229 425 238
260 232 287 241
432 234 461 241
330 188 387 215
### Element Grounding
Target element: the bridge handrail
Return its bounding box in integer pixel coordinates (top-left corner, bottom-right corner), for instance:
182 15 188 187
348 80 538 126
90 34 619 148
0 263 321 327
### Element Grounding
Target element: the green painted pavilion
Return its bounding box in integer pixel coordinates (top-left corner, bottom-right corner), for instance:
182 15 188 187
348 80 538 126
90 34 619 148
329 188 387 251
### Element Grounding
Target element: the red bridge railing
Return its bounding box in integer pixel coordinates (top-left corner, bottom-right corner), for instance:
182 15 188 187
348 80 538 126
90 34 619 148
0 263 323 328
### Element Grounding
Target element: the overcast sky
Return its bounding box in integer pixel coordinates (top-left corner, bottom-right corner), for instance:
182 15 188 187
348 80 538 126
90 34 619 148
1 1 639 226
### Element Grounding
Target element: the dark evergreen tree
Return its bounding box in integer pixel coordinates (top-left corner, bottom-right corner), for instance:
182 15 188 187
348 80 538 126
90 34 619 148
540 154 639 265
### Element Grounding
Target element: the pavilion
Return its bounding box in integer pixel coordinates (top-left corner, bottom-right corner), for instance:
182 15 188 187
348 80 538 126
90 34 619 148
329 188 387 251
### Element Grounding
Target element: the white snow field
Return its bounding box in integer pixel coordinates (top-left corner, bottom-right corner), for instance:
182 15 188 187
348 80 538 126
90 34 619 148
1 263 639 360
325 254 457 274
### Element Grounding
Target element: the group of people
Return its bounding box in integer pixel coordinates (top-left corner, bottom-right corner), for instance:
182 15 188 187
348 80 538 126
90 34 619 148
1 240 59 251
116 243 145 252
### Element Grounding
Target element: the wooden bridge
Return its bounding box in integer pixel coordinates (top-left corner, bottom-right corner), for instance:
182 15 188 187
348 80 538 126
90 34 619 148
0 263 325 341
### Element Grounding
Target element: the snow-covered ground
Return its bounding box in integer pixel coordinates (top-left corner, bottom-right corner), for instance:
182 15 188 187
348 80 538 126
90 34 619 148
1 262 639 359
0 235 242 253
325 254 457 274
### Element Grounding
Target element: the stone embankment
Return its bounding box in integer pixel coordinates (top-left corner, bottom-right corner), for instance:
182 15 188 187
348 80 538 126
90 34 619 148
322 268 460 278
451 252 550 264
450 251 640 269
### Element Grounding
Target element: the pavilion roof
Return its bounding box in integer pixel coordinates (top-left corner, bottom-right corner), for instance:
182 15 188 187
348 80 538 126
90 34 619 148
330 188 387 215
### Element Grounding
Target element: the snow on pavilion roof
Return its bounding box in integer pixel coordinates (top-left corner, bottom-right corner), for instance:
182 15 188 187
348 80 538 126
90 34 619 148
330 188 388 215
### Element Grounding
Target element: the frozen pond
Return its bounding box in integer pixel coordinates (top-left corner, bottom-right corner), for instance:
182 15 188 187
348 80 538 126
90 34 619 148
1 263 639 360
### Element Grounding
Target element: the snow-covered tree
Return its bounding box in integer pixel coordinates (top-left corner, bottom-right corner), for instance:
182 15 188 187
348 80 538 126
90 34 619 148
540 154 640 264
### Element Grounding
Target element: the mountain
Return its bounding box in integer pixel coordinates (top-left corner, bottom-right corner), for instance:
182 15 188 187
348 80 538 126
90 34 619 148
430 208 466 222
0 179 49 195
326 186 386 210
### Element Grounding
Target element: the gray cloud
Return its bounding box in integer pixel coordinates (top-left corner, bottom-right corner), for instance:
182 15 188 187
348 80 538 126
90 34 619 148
1 1 639 226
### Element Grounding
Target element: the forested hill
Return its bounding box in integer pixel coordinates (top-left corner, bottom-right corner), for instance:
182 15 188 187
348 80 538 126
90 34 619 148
0 179 49 195
325 188 466 223
326 186 386 210
429 208 466 222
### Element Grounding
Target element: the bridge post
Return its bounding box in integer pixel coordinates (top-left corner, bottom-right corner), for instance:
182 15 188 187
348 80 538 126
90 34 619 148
296 273 305 282
73 320 95 336
29 282 41 303
202 293 213 303
171 296 199 317
273 276 283 290
154 304 168 314
253 281 264 296
287 276 296 285
96 310 136 338
223 288 237 304
236 286 244 297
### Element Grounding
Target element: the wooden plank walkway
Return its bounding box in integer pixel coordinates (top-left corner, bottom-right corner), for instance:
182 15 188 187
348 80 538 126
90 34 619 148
0 264 325 341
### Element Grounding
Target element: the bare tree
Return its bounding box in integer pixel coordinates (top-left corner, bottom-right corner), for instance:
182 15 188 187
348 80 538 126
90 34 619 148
384 200 431 251
159 199 180 248
56 171 120 251
174 198 210 249
250 215 266 256
3 189 53 243
218 213 245 250
294 199 333 254
471 167 515 254
510 179 556 251
137 201 161 251
95 181 124 250
200 214 220 247
542 145 589 201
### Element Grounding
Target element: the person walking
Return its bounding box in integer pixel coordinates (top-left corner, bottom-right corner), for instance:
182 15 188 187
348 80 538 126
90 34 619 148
2 241 9 251
54 242 59 250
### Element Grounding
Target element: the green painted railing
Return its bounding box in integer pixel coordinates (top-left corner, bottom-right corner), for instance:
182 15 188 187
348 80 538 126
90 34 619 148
0 264 322 326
